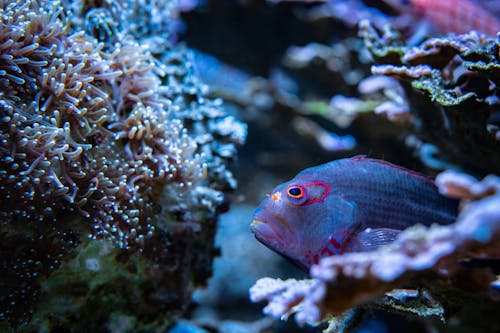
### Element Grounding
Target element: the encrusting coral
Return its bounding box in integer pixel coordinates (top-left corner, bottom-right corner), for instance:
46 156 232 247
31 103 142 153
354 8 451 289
359 20 500 175
0 0 246 329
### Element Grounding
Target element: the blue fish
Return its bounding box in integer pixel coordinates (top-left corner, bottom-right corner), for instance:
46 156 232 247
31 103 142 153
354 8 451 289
251 156 458 270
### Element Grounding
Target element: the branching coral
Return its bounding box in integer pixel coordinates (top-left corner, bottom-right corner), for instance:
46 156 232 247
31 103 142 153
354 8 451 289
250 170 500 330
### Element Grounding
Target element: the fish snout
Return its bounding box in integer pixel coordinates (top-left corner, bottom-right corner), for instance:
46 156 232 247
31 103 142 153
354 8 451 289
251 218 278 243
250 208 298 253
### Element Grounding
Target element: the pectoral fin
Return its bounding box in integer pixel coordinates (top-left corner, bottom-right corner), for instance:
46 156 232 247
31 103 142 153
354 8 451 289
347 228 401 252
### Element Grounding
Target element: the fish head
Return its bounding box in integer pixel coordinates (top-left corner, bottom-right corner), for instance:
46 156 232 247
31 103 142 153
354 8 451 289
251 175 334 269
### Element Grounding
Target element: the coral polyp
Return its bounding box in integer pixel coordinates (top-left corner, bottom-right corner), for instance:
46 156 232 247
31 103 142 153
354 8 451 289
0 0 246 329
0 0 219 247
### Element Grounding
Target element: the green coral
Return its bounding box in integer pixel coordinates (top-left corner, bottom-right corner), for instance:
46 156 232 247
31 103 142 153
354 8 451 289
409 71 477 106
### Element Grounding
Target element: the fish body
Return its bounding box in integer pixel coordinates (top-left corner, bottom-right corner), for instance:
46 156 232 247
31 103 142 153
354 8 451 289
251 156 458 270
409 0 500 36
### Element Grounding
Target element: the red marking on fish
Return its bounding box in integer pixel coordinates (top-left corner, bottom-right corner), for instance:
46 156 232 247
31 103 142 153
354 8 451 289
302 181 330 206
328 236 341 249
321 247 334 256
410 0 500 36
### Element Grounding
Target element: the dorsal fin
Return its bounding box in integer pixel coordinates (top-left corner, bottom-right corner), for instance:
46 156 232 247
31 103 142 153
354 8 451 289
351 156 435 185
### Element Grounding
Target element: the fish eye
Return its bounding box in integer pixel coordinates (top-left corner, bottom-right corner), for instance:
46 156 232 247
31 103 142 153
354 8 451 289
287 185 304 199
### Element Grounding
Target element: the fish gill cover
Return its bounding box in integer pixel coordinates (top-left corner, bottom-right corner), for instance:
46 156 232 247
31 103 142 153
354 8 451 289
0 0 246 331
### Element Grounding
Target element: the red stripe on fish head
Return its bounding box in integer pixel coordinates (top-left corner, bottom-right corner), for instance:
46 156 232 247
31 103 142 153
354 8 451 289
303 181 330 206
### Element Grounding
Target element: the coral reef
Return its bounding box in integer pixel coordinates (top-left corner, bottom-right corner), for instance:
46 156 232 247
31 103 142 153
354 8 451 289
0 0 245 330
2 0 491 331
250 170 500 331
209 2 500 332
360 21 500 175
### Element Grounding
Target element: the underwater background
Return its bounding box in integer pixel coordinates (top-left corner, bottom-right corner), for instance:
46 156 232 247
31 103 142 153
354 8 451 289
1 0 500 332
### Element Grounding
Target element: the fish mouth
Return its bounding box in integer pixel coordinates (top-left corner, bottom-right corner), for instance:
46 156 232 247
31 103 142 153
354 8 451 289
251 219 274 240
251 219 286 251
250 209 299 253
